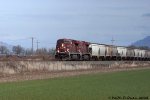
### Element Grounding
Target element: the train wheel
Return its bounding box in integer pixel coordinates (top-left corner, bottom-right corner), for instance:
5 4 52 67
78 55 81 61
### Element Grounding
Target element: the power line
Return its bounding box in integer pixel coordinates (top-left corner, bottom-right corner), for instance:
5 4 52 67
3 38 30 42
39 42 56 45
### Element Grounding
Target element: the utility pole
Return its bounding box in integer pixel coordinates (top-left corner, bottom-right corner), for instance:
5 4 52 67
111 37 115 45
31 37 35 55
36 40 40 51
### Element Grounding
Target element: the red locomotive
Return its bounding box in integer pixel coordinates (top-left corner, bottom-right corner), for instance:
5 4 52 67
55 39 90 60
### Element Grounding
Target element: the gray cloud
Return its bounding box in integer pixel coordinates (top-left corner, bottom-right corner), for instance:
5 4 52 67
142 13 150 17
0 0 150 48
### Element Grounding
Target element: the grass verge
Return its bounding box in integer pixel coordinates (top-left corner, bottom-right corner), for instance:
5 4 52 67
0 69 150 100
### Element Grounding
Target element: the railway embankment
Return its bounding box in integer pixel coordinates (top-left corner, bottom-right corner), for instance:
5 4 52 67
0 61 150 75
0 61 150 83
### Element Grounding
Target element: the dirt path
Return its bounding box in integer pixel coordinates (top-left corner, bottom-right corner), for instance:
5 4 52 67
0 66 150 83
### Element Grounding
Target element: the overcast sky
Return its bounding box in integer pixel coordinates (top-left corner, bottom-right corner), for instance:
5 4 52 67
0 0 150 49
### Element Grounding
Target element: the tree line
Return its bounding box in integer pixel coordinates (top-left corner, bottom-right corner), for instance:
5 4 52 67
0 45 55 56
128 45 150 50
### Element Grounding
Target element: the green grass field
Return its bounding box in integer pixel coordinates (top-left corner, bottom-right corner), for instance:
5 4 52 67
0 69 150 100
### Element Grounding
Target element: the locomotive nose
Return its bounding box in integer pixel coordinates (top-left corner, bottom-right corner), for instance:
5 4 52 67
56 43 67 53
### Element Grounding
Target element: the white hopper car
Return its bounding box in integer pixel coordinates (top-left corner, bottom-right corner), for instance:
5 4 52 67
89 44 149 61
117 46 127 60
89 44 106 60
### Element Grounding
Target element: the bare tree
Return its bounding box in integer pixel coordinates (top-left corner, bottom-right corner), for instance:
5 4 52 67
36 48 48 55
25 49 32 55
48 48 55 56
0 45 9 54
12 45 25 55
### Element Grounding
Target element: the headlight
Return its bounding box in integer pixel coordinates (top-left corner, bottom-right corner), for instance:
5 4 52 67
62 43 64 47
67 49 69 52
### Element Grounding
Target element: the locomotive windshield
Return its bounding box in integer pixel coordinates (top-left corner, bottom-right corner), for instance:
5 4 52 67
57 39 71 44
64 40 71 43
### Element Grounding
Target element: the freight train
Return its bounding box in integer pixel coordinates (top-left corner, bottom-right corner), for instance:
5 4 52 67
55 39 150 61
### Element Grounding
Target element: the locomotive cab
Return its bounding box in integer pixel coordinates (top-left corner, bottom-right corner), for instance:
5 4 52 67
55 39 72 60
56 39 71 53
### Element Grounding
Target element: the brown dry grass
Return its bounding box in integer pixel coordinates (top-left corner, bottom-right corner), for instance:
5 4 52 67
0 66 150 83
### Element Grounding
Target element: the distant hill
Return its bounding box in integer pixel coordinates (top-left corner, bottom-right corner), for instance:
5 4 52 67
132 36 150 47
